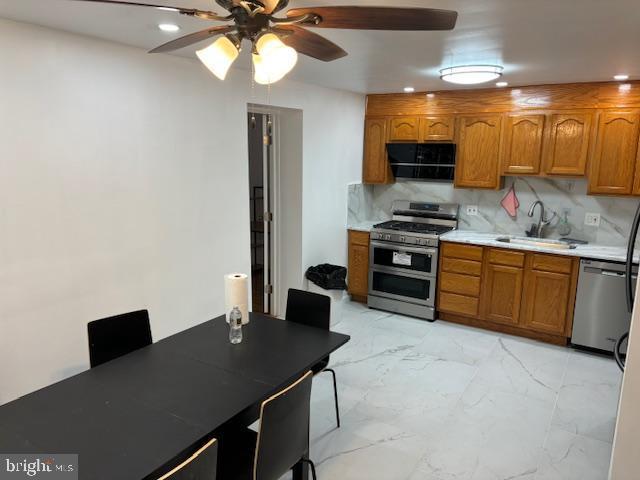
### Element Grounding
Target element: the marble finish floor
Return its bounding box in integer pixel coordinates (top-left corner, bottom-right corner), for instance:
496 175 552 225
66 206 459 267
296 301 622 480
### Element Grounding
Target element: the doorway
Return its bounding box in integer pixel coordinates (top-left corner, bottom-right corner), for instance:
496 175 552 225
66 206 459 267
247 111 273 315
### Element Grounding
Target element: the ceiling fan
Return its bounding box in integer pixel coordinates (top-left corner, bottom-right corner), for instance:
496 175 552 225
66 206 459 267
73 0 458 83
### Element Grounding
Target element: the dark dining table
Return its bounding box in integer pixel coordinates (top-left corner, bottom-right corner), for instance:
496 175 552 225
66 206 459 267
0 313 350 480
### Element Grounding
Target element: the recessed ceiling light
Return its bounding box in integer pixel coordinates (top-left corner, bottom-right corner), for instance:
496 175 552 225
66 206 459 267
496 81 509 87
158 23 180 32
614 74 629 81
403 87 415 93
426 93 435 98
157 7 180 12
440 65 503 85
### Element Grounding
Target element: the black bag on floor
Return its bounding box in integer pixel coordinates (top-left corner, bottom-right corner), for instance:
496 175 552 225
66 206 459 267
306 264 347 290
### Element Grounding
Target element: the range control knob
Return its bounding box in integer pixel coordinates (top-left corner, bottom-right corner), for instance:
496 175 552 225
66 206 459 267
399 236 406 243
384 234 391 241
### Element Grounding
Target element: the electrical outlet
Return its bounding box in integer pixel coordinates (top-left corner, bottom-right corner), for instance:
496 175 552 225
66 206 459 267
466 205 478 216
584 212 601 227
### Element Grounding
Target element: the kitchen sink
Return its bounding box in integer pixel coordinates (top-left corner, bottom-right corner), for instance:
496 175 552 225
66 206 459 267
495 236 577 250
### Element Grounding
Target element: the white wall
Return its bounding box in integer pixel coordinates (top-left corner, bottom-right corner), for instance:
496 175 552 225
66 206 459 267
609 279 640 479
0 18 365 404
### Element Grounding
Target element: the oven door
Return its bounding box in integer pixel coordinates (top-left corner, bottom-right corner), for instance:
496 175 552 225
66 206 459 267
368 267 436 306
370 241 438 275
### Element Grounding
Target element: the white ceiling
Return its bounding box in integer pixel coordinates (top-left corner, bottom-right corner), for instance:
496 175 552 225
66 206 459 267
1 0 639 94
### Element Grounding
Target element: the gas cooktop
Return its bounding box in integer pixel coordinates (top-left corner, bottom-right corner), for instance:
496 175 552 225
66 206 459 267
373 220 454 236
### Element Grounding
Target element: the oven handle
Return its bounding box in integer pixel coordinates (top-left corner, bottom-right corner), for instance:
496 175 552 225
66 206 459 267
370 241 437 256
370 265 435 279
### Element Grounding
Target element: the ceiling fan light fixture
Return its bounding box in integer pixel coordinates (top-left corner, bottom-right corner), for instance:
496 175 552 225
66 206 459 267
196 36 239 81
440 65 503 85
252 33 298 85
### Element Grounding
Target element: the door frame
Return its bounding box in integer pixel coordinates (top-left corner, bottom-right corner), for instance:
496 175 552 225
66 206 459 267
247 106 280 316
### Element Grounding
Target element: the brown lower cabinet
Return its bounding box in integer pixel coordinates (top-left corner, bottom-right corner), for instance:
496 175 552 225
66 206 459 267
347 230 370 302
438 242 579 345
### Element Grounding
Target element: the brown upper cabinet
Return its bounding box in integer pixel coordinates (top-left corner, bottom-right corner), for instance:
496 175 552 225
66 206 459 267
388 116 420 141
588 110 640 195
419 115 455 141
363 118 393 184
502 114 545 175
633 142 640 196
455 114 503 189
542 111 593 176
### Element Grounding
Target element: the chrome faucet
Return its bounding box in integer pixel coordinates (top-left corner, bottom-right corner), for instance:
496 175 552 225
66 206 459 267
526 200 556 238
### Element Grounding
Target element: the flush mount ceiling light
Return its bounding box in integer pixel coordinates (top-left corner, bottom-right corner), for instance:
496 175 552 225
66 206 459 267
158 23 180 32
614 74 629 81
403 87 415 93
71 1 459 85
496 81 508 87
440 65 503 85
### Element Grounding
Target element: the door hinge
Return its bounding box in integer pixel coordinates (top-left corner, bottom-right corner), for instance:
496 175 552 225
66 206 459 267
265 212 273 222
264 284 273 294
263 134 272 146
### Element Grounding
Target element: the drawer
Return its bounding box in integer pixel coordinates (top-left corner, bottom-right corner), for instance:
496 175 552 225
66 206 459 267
488 248 525 267
439 292 479 317
348 230 370 246
531 253 573 274
440 272 481 297
441 257 483 276
441 242 483 261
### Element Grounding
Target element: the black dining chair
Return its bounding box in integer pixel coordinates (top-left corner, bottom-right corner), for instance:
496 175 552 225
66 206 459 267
286 288 340 428
220 371 317 480
87 309 152 368
157 438 218 480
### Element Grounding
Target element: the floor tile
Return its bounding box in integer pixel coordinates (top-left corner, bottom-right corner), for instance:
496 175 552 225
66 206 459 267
535 427 613 480
311 410 428 480
289 300 620 480
551 351 622 443
473 336 569 403
413 382 555 480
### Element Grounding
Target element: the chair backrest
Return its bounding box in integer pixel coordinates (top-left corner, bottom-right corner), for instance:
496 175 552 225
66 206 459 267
254 371 313 480
87 309 152 368
157 438 217 480
285 289 331 331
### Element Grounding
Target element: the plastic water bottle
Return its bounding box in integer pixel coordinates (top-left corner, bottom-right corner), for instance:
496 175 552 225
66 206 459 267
229 306 243 344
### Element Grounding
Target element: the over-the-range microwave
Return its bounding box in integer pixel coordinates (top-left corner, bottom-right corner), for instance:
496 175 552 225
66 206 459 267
387 143 456 181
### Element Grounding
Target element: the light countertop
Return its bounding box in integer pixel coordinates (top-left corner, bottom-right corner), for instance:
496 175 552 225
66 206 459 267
346 222 636 263
440 230 637 264
347 221 379 233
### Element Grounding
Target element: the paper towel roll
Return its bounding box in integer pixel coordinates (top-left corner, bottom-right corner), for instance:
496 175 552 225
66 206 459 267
224 273 249 325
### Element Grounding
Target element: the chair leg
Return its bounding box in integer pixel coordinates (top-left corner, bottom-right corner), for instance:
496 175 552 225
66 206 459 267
301 459 318 480
322 368 340 428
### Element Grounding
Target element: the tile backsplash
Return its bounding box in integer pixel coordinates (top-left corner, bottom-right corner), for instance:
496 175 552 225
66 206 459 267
348 178 638 247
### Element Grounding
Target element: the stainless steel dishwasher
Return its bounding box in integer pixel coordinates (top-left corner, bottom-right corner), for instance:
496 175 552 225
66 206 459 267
572 259 637 352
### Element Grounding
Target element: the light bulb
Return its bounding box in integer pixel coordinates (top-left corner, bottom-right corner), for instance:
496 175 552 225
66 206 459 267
196 36 239 81
252 33 297 85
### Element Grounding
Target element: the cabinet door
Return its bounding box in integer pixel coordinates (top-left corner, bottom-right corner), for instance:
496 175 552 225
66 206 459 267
502 114 545 175
363 118 392 184
634 138 640 195
347 230 370 299
388 117 420 141
521 269 571 335
588 111 640 195
543 111 593 176
455 115 503 189
420 116 455 141
481 263 524 326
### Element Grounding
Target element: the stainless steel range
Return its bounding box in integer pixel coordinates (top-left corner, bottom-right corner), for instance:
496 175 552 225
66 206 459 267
368 201 459 320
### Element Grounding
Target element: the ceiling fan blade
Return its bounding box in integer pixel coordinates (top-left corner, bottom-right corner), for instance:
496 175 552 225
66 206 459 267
274 26 347 62
286 6 458 31
149 25 235 53
70 0 229 21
